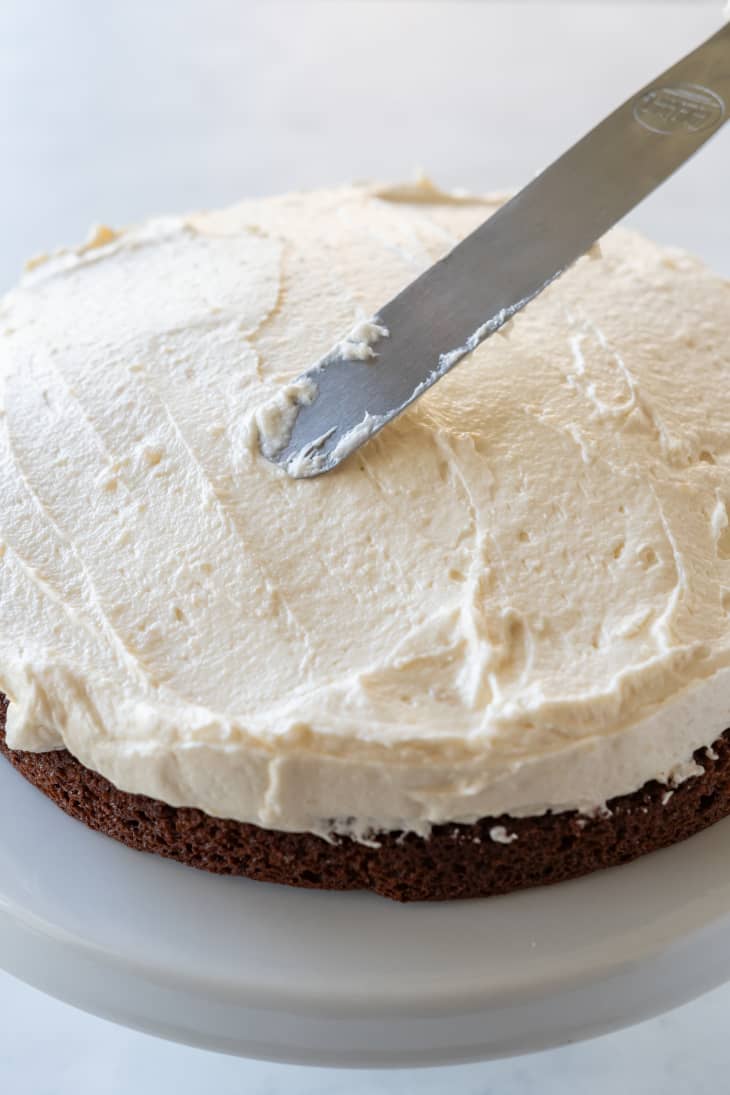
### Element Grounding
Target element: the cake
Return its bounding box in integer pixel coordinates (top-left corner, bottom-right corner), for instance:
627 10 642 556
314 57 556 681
2 179 730 902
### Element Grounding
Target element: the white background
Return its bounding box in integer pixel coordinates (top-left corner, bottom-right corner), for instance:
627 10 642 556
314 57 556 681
2 1 730 1090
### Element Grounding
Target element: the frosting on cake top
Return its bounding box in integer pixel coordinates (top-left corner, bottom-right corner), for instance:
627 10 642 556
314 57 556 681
2 180 730 838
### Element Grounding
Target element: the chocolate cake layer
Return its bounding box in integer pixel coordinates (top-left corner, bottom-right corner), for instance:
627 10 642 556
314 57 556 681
2 696 729 902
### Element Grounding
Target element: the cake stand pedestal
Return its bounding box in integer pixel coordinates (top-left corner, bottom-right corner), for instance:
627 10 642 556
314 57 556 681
1 757 729 1067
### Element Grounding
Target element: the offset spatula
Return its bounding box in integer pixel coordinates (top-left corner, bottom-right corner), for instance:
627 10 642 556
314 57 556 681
265 23 730 478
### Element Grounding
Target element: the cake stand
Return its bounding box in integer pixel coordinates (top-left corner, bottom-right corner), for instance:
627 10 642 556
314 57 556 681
2 756 730 1068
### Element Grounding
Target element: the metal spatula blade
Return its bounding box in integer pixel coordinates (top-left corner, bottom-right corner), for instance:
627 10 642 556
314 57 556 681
265 23 730 478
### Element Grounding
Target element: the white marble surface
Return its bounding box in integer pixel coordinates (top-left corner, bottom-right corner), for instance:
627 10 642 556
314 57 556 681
1 0 730 1089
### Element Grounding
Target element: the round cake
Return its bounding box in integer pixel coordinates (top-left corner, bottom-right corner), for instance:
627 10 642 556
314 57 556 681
2 179 730 901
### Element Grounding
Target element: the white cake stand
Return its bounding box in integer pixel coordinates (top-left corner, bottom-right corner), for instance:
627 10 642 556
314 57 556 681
1 755 730 1068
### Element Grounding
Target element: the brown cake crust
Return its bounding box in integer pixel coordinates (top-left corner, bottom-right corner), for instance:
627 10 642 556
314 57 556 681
2 693 730 901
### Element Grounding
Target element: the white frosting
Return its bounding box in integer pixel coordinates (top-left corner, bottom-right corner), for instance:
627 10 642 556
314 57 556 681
2 181 730 841
489 826 518 845
253 377 317 459
333 315 389 362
